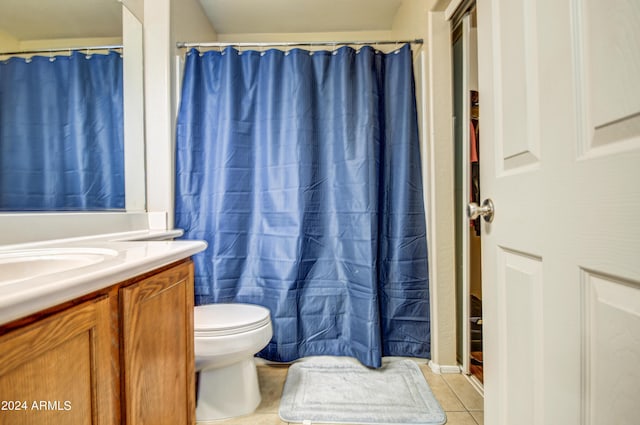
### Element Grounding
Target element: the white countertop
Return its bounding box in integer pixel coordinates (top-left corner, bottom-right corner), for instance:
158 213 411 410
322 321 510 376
0 229 186 251
0 235 207 325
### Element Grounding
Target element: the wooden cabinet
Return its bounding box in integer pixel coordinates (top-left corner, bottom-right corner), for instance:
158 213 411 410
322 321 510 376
0 296 113 425
120 261 195 425
0 260 195 425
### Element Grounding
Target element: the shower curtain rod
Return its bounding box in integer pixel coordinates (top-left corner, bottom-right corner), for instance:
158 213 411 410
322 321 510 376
0 45 123 56
176 39 423 49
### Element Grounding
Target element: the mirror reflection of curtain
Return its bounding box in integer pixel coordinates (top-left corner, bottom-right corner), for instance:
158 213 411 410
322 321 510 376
0 51 124 211
175 44 430 368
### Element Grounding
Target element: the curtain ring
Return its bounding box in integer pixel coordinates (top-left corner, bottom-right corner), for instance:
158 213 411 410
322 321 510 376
49 50 55 62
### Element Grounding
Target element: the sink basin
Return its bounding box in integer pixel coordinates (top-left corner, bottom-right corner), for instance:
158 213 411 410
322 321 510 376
0 248 119 285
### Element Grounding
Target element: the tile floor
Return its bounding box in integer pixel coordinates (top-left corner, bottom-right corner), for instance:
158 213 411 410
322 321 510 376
211 360 484 425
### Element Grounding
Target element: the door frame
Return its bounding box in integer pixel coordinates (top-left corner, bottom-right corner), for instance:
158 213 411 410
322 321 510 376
451 12 472 376
424 0 482 381
454 10 480 378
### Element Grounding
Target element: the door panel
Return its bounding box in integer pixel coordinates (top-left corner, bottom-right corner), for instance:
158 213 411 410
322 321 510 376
498 249 542 425
573 0 640 156
0 297 113 425
120 262 195 425
494 0 541 172
582 272 640 425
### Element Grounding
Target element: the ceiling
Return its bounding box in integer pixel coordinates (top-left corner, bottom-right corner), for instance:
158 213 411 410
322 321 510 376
198 0 404 34
0 0 404 42
0 0 121 41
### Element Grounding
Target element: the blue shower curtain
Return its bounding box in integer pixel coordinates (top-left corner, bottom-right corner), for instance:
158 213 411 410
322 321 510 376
175 44 429 368
0 51 124 211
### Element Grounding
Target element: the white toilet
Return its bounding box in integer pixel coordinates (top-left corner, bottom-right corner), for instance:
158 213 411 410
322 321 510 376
193 303 273 423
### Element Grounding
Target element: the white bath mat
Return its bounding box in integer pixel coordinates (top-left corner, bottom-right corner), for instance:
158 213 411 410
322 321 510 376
279 357 447 425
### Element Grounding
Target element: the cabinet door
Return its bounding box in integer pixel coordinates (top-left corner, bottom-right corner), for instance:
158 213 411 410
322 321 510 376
120 261 195 425
0 297 113 425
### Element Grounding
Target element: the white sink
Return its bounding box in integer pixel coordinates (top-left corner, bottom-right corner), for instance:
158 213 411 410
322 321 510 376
0 248 118 285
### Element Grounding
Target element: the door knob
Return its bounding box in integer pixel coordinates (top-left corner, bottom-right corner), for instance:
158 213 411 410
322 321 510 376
467 198 494 223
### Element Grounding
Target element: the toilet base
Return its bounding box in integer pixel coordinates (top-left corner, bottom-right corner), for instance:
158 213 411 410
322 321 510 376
196 358 262 423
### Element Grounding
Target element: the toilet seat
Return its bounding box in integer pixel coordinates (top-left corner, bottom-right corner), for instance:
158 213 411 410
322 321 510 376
194 303 271 337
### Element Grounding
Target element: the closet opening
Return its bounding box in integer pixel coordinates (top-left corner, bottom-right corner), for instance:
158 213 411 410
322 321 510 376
451 4 483 388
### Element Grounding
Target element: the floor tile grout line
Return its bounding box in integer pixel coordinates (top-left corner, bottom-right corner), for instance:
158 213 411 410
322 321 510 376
440 373 470 413
442 373 484 413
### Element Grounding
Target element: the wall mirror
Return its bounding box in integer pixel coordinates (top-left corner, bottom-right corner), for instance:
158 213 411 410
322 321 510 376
0 0 146 213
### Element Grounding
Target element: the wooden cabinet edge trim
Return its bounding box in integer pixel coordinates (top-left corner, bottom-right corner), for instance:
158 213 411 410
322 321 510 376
0 258 193 336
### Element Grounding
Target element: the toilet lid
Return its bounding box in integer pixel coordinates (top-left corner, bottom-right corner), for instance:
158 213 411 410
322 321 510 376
194 303 271 336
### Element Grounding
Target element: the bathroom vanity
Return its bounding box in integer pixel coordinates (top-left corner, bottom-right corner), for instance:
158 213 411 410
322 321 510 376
0 238 206 425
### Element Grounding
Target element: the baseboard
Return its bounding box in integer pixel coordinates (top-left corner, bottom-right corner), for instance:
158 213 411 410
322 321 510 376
428 360 461 374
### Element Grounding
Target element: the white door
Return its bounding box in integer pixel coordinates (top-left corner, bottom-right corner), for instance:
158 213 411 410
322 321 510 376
476 0 640 424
